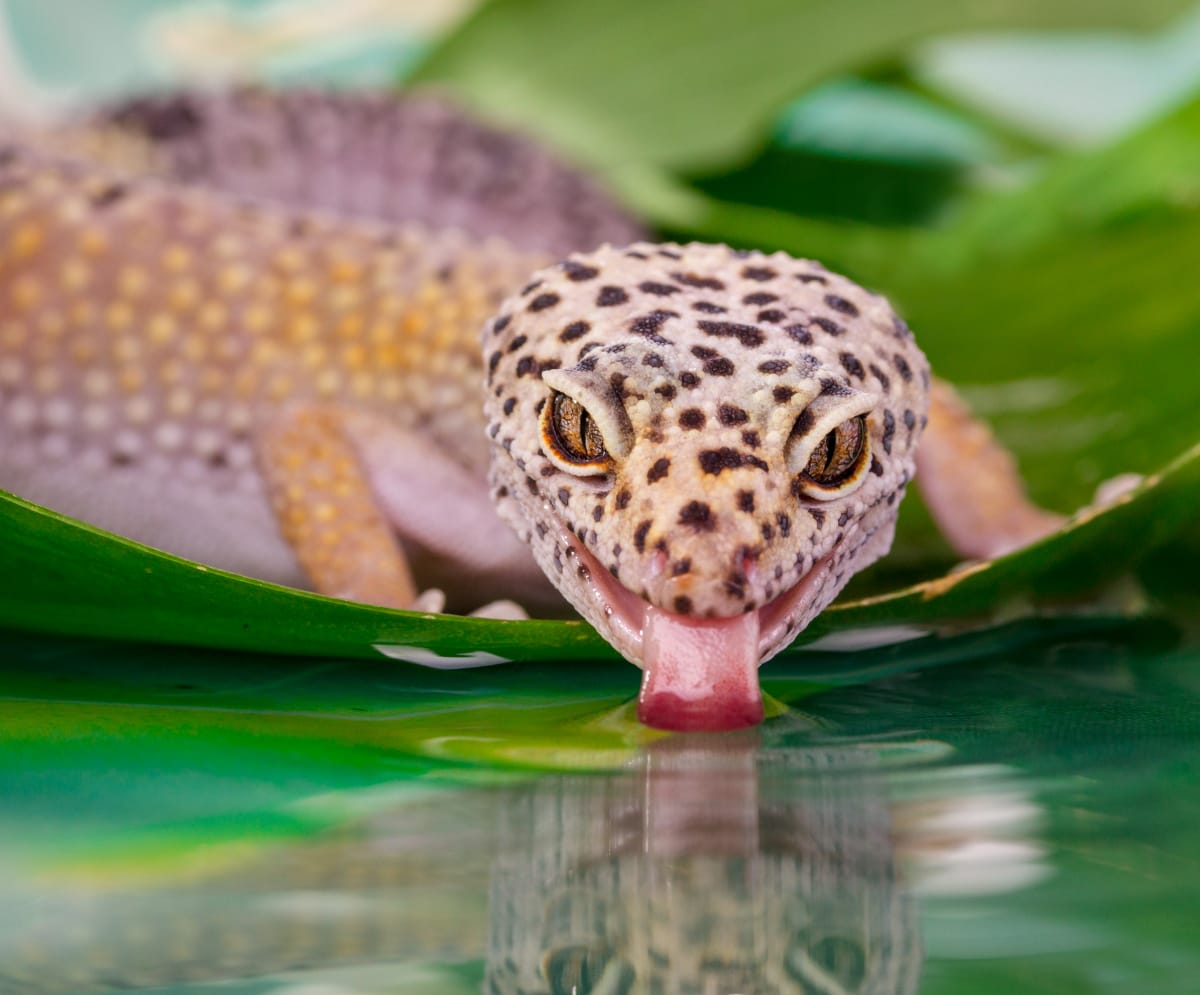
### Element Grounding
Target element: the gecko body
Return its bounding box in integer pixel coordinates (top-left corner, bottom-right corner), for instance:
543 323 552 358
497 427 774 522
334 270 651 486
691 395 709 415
0 90 1062 730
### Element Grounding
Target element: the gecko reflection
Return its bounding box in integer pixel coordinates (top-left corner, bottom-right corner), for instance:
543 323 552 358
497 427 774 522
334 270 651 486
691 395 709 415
0 739 924 994
486 735 921 995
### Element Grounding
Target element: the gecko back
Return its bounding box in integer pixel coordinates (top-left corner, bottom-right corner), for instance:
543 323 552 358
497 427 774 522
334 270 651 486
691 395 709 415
53 88 646 258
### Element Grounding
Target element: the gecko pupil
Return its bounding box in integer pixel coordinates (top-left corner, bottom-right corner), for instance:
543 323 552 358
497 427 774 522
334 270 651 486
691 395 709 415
550 391 608 463
804 416 866 486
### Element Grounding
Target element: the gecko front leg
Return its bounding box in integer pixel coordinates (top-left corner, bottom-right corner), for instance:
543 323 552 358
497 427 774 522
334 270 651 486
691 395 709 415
257 404 420 609
915 378 1065 560
258 403 551 614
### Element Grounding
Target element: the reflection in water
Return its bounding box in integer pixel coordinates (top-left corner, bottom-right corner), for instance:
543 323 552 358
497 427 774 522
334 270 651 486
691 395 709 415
487 735 920 995
2 738 927 994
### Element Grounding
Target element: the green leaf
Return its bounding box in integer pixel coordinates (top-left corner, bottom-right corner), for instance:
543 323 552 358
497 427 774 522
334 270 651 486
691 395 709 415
410 0 1193 174
1 439 1195 661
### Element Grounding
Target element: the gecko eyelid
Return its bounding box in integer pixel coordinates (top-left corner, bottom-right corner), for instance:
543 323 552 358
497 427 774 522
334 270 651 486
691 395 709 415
540 390 613 476
794 414 870 499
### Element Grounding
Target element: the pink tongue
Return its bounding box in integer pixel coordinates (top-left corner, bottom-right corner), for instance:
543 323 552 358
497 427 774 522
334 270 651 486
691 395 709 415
637 606 763 732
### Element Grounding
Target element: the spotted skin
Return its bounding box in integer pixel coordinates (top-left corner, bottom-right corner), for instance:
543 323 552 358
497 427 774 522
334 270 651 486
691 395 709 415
484 242 930 669
0 93 1063 728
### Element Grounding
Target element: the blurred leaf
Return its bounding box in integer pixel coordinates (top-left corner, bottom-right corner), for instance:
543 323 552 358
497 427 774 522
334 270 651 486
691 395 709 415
411 0 1193 174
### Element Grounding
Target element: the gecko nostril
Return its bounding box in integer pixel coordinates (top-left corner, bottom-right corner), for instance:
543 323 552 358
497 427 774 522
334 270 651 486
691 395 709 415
648 548 668 579
741 551 759 585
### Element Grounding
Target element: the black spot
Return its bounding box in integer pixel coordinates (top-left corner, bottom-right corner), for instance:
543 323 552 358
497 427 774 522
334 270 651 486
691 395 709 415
811 316 843 336
868 364 891 391
741 429 761 448
840 352 866 380
718 404 748 426
673 271 725 290
616 488 632 509
560 320 591 342
785 323 813 345
672 558 692 576
893 315 912 338
658 248 683 259
506 334 528 353
737 490 755 513
904 409 916 430
758 359 789 374
647 458 671 483
773 386 795 404
563 261 599 281
656 383 677 400
643 352 664 368
807 508 826 527
704 357 735 376
825 294 860 317
515 356 537 377
488 350 502 375
529 292 560 312
691 345 718 360
692 301 727 314
678 501 715 531
537 359 561 374
630 309 678 338
893 354 913 382
557 488 571 506
741 265 777 281
699 448 767 475
597 286 629 307
761 523 775 541
674 596 693 615
90 183 128 208
634 520 652 552
639 281 679 297
525 476 539 495
796 272 828 285
680 371 701 388
870 455 884 476
577 355 598 372
792 409 815 436
742 292 777 305
492 314 511 334
882 410 896 454
820 377 851 397
838 509 853 527
698 320 765 348
679 408 706 429
502 398 516 415
521 279 543 295
758 309 785 323
605 344 627 354
776 512 791 537
593 505 604 522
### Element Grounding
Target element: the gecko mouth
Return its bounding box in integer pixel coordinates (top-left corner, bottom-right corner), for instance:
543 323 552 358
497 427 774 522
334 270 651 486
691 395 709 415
560 528 833 732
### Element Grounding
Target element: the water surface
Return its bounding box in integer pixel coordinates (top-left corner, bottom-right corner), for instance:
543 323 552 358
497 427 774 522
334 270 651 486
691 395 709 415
1 617 1197 994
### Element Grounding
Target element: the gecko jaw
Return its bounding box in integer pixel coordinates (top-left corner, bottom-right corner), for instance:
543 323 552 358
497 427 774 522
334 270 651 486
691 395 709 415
558 521 836 730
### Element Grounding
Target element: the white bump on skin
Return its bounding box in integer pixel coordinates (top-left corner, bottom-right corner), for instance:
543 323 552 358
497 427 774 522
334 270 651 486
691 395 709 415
82 369 112 397
154 422 185 451
113 429 143 458
124 396 152 425
82 403 111 431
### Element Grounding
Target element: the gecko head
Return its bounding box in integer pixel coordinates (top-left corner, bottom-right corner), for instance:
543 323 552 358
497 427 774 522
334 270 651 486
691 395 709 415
483 243 930 732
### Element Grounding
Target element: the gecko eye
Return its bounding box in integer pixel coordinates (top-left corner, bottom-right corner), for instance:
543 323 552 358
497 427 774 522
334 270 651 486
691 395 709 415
794 415 869 499
541 390 613 476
